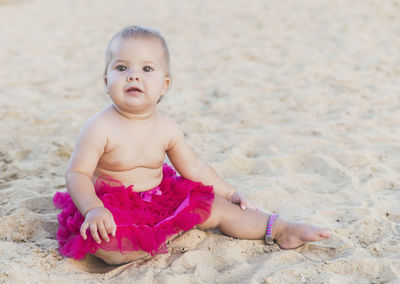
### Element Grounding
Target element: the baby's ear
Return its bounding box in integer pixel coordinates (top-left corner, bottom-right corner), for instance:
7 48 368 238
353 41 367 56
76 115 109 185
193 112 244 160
161 76 171 96
104 76 110 94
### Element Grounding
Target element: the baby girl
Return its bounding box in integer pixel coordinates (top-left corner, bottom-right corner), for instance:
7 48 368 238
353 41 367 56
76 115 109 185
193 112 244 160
53 26 331 265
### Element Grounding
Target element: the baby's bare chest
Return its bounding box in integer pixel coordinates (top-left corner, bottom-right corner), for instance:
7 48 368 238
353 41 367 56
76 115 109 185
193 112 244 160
99 130 169 171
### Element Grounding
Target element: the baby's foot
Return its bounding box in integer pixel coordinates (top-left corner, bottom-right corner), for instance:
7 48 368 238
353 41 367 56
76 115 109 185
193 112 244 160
272 218 331 249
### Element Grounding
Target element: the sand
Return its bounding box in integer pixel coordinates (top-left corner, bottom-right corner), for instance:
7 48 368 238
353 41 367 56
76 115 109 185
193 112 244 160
0 0 399 283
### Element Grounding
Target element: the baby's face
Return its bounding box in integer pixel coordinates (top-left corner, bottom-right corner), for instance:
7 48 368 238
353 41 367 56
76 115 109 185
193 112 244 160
105 37 170 114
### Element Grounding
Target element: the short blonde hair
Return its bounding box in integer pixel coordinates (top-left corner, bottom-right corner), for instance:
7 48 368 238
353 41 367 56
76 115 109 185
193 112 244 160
104 26 170 81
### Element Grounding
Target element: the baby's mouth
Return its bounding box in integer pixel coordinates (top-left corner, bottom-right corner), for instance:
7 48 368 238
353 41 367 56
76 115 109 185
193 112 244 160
126 86 143 94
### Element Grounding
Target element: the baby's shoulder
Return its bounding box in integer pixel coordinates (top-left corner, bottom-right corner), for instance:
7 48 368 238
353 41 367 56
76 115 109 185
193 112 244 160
80 106 115 136
155 111 181 133
155 112 185 147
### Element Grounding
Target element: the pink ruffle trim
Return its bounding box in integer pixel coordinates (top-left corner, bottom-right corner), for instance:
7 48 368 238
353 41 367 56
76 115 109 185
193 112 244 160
53 164 214 260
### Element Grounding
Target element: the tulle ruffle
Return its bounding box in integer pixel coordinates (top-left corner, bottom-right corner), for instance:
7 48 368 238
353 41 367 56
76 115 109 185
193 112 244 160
53 164 214 260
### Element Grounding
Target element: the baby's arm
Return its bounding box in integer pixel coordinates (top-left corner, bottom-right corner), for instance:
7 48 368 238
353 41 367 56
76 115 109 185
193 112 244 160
166 120 247 209
66 118 116 242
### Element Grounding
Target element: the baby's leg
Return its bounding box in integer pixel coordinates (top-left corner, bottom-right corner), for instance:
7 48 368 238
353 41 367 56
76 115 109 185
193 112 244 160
93 233 180 265
198 195 331 249
94 248 149 265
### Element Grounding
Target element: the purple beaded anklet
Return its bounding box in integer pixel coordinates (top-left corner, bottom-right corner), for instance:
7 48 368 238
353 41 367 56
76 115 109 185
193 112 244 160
265 214 279 245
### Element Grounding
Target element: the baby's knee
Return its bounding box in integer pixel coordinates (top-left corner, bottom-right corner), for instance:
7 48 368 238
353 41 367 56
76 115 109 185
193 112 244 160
197 195 226 230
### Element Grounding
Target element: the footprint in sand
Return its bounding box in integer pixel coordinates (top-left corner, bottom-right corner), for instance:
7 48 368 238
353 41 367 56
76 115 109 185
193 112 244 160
18 196 60 237
215 156 259 177
51 141 72 159
0 208 49 242
269 153 351 193
0 148 32 181
348 216 392 249
333 153 370 168
18 196 56 214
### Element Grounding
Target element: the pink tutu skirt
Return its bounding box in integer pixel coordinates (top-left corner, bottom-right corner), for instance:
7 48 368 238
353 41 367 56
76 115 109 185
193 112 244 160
53 164 214 260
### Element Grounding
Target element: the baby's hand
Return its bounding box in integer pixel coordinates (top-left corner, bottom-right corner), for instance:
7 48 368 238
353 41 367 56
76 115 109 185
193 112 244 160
80 206 116 244
228 191 247 210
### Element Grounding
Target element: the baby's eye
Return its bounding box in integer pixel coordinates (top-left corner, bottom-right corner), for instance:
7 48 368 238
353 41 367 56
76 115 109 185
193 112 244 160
143 66 153 72
116 65 127 72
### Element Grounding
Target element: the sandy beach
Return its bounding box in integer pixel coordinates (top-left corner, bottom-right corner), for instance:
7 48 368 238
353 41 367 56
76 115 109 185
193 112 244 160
0 0 399 283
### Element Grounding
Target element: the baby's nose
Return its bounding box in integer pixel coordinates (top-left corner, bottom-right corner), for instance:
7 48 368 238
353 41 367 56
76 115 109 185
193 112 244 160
127 72 140 81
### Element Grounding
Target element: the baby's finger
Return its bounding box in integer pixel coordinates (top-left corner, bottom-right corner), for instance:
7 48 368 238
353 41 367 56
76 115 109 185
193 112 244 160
112 223 117 237
105 218 117 237
109 215 117 237
80 222 89 240
104 219 113 235
98 222 110 242
240 199 247 210
90 223 101 244
111 219 117 237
